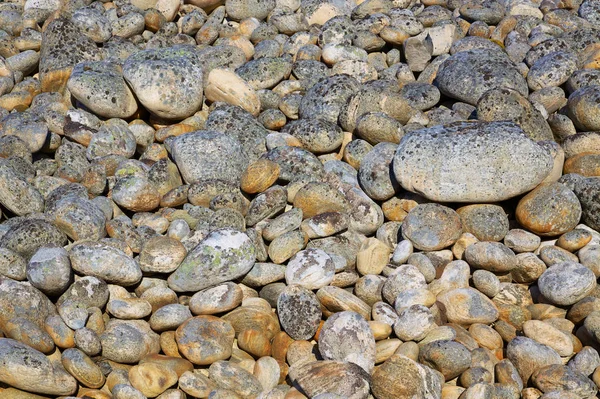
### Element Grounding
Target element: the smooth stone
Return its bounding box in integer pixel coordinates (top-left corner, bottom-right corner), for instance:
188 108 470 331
506 336 562 384
419 340 472 381
67 61 137 119
464 241 517 273
189 283 243 315
285 248 335 290
532 364 597 397
393 121 553 202
401 203 462 251
516 182 582 236
208 360 263 398
139 235 187 274
123 46 203 120
69 241 142 286
435 49 528 105
538 262 596 306
168 228 255 292
0 161 44 216
289 360 371 399
522 320 573 357
476 87 553 141
318 310 376 374
39 18 101 93
100 320 160 364
26 245 72 296
437 288 499 325
371 354 443 399
0 338 77 396
457 204 509 242
175 315 235 365
0 219 67 260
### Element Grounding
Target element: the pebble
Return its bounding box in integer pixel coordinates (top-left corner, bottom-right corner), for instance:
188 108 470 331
437 288 499 325
538 262 596 306
457 204 509 242
175 316 235 365
123 46 203 120
167 228 255 292
277 284 322 340
516 182 582 236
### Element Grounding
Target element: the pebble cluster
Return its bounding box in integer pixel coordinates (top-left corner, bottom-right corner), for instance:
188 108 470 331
1 0 600 397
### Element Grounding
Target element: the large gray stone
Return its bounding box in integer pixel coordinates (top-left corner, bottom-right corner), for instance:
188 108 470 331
170 130 248 185
393 121 553 202
435 48 528 105
123 45 203 120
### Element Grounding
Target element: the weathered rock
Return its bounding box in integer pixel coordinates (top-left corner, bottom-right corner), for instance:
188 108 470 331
393 121 553 202
123 46 203 119
168 228 255 292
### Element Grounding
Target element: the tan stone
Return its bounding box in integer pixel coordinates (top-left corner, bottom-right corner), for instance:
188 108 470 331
522 320 573 357
238 329 272 358
356 237 391 275
240 159 280 194
205 68 261 116
129 362 179 397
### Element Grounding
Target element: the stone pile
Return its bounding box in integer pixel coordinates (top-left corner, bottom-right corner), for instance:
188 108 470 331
0 0 600 398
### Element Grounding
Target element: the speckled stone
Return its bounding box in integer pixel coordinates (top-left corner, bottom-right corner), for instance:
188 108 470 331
528 50 577 89
0 338 78 396
401 203 462 251
538 262 596 306
3 223 67 266
0 161 44 216
67 61 137 119
69 241 142 286
281 118 343 154
123 46 203 120
285 248 335 289
457 204 509 242
516 182 582 237
26 245 71 296
358 142 399 201
39 18 101 93
435 49 528 105
476 87 553 141
507 336 562 384
464 241 517 273
170 130 248 186
277 284 322 340
168 228 255 292
100 320 160 364
393 121 553 202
